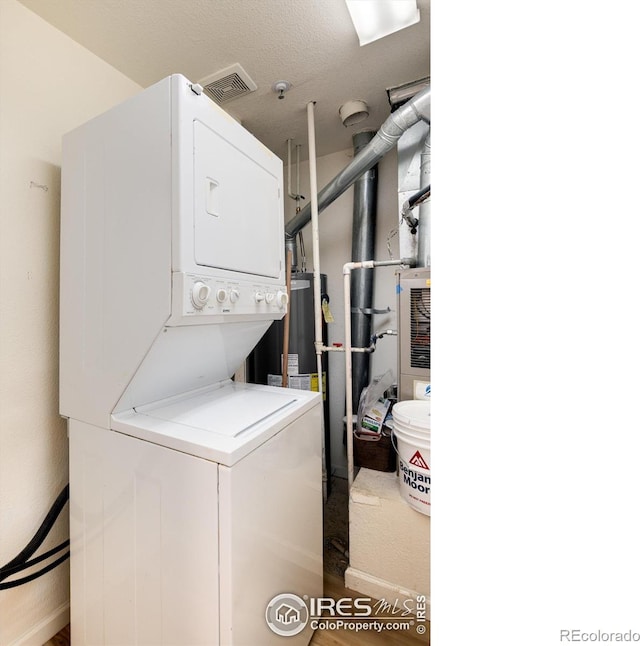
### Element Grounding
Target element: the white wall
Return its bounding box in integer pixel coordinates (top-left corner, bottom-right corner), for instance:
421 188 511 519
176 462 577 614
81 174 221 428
284 144 401 478
0 2 141 643
0 3 403 637
346 469 430 612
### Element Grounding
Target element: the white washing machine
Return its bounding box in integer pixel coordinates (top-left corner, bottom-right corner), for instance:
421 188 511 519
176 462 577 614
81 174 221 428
60 75 323 645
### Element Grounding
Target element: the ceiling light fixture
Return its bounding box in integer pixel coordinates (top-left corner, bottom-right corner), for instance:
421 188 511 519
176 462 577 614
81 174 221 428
345 0 420 46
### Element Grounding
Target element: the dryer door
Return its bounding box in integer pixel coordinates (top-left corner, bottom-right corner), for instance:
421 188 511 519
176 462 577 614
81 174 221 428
193 119 282 278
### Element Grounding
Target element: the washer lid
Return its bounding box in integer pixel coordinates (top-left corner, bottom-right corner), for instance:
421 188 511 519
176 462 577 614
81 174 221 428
135 386 297 438
111 381 320 466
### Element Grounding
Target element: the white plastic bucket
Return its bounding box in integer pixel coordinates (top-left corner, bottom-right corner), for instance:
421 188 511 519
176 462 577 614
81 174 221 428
392 400 431 516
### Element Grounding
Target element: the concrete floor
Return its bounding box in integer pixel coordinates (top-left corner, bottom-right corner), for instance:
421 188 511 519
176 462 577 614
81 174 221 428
323 476 350 578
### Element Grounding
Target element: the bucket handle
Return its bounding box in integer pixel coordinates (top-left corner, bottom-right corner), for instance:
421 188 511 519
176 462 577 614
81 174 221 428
354 425 390 442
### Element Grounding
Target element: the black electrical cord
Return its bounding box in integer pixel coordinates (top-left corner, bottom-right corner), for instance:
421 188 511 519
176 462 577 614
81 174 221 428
408 184 430 208
0 552 70 590
0 484 69 590
0 540 70 580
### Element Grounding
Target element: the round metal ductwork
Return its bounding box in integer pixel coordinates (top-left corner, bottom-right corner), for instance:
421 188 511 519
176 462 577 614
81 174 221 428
339 100 370 127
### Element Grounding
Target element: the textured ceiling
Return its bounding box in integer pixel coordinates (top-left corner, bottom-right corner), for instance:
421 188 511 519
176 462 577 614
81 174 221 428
18 0 429 162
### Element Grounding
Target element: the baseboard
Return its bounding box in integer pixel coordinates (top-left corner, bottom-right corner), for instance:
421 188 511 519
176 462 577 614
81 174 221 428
10 601 70 646
344 566 430 621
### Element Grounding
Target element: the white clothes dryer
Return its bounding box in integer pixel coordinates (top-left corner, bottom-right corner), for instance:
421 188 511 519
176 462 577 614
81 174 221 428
60 75 323 646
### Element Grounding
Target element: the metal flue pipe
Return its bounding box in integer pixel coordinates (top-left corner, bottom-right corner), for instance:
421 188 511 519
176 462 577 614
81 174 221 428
285 235 298 271
284 84 430 242
416 129 431 267
350 130 378 413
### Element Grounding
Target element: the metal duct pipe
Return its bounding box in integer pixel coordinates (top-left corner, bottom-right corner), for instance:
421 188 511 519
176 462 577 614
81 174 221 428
416 129 431 267
285 235 298 271
350 131 378 413
284 84 430 240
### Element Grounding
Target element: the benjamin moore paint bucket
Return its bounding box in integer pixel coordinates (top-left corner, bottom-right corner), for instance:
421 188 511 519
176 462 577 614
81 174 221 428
392 400 431 516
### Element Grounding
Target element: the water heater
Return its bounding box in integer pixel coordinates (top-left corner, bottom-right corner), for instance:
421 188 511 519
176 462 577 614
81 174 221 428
248 272 331 481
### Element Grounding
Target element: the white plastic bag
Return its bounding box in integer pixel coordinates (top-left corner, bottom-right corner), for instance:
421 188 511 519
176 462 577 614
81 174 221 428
356 369 394 438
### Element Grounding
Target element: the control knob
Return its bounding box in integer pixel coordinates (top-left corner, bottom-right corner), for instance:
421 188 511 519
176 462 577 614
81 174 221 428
216 288 228 303
191 282 211 310
276 290 289 310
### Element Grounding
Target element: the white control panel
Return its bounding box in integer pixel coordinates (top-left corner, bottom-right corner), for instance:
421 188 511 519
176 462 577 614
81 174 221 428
169 272 288 324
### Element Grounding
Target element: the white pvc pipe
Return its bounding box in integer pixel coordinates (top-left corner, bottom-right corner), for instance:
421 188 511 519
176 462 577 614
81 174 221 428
305 100 413 491
417 129 431 267
307 101 328 500
296 143 302 203
286 139 298 200
343 267 355 488
343 258 406 488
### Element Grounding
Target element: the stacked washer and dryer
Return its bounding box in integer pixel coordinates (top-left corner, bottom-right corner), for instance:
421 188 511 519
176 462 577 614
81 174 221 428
60 74 323 645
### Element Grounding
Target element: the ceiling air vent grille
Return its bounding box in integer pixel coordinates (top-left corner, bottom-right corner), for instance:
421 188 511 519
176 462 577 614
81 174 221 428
199 64 257 105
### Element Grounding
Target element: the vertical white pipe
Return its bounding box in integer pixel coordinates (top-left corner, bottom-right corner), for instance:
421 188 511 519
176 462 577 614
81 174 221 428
307 101 327 499
286 138 296 200
287 139 292 198
344 258 404 490
296 144 301 203
417 129 431 267
344 267 355 489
